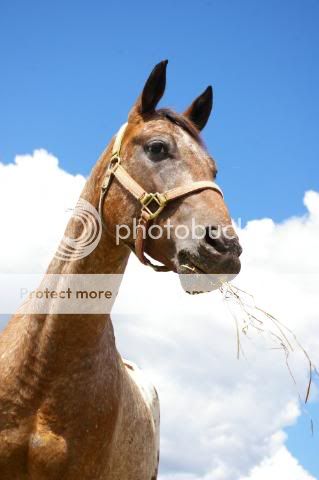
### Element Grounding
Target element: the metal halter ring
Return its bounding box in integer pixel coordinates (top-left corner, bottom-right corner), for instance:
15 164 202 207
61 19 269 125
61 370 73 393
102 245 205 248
140 192 168 220
108 155 121 173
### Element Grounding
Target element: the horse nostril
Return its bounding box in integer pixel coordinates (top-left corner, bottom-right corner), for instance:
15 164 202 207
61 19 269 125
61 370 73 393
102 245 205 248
205 226 228 253
204 226 242 256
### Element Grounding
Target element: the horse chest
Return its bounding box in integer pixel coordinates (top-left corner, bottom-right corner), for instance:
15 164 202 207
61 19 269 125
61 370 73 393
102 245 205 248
104 362 160 480
28 429 68 479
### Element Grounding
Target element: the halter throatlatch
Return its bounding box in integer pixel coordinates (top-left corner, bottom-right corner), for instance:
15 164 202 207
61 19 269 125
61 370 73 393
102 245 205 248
98 122 224 272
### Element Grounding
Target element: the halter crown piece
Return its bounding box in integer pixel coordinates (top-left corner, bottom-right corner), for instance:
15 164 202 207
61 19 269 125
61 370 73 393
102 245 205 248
98 122 224 272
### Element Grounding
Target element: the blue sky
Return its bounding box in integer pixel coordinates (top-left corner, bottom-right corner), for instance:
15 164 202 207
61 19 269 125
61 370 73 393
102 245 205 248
1 0 319 224
1 0 319 477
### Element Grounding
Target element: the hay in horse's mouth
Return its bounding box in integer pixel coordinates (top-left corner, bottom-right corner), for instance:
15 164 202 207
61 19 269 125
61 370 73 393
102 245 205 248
220 282 319 434
175 255 317 425
175 258 317 429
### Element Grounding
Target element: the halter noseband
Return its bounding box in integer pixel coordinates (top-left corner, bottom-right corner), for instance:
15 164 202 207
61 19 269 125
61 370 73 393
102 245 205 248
98 122 224 272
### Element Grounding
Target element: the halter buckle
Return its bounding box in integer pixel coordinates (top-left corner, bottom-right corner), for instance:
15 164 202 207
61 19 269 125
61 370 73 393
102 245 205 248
108 155 121 173
140 192 167 220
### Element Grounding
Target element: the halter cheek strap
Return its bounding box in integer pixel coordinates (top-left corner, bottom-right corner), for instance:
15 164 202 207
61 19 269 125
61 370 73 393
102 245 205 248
98 122 224 272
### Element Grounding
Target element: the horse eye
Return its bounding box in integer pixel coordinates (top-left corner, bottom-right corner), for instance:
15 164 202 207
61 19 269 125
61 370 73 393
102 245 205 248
145 141 169 161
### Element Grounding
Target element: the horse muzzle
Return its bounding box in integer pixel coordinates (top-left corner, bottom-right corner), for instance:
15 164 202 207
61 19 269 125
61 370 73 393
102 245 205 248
175 231 242 293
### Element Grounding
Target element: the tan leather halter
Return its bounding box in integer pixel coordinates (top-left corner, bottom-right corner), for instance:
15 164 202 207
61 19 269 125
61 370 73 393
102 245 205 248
98 122 224 272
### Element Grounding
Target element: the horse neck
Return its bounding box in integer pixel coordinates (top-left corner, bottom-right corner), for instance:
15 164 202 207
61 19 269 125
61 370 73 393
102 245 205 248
30 151 130 369
48 149 130 276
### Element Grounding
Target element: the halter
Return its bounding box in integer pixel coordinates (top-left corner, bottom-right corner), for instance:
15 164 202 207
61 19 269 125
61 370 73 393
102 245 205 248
98 122 224 272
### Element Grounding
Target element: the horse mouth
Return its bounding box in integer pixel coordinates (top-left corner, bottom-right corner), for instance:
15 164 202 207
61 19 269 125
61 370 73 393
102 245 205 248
175 248 241 293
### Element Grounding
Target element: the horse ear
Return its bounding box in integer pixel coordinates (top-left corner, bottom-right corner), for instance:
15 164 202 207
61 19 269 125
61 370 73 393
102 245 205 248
129 60 168 118
183 86 213 131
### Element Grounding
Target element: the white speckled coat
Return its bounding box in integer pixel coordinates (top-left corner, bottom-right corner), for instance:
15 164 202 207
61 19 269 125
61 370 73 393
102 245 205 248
0 60 241 480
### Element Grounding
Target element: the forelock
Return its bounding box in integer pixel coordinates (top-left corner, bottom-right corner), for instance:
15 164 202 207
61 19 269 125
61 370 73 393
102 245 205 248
156 109 204 146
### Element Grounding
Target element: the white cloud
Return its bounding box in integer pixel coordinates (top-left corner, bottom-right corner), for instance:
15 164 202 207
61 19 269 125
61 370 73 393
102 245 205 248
240 446 316 480
159 444 316 480
0 151 318 480
0 149 85 272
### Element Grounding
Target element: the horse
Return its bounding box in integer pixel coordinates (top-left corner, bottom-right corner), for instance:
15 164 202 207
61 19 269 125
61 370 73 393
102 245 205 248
0 60 242 480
